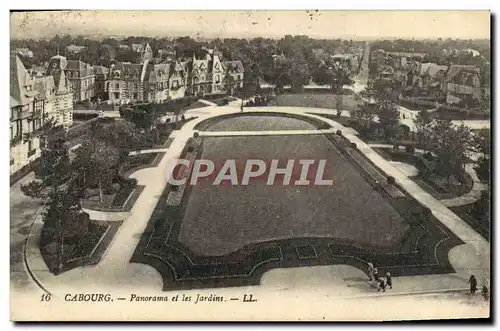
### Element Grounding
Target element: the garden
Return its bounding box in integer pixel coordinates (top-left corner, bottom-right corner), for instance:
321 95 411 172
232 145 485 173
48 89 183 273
131 114 462 291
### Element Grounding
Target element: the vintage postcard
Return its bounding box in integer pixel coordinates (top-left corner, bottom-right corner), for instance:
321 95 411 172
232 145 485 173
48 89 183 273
10 10 491 321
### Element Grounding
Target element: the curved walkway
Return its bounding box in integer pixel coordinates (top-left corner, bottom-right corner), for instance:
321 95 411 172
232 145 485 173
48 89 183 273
368 143 486 207
24 105 489 299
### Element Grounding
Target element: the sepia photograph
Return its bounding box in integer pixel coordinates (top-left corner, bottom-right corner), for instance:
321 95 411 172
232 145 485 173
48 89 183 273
8 9 491 322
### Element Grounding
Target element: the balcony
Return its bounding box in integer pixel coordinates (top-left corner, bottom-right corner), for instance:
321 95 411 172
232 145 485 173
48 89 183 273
27 149 37 157
10 134 22 147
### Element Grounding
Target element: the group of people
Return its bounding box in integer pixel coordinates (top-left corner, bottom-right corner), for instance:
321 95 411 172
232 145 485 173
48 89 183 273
367 262 392 292
468 275 489 301
243 95 269 107
366 262 489 301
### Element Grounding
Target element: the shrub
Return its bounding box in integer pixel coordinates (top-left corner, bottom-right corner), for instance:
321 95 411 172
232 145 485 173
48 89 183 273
423 152 433 161
387 176 396 185
193 131 199 138
336 130 342 136
350 142 357 149
405 145 415 154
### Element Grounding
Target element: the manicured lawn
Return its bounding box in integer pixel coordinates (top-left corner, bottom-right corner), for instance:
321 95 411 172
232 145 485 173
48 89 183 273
183 101 211 111
131 114 462 290
273 93 361 111
202 113 320 131
180 134 408 256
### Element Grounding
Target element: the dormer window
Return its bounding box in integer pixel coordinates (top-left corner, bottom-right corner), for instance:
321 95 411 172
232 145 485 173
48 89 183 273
114 70 120 78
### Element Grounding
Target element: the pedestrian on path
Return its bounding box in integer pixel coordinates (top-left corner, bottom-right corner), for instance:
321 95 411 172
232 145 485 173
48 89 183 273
377 277 387 292
481 285 489 301
385 272 392 289
468 275 478 294
367 262 374 281
373 267 379 282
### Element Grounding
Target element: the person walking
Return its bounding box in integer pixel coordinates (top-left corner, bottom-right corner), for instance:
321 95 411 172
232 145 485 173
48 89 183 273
377 277 387 292
367 262 374 281
481 285 489 301
468 275 478 294
373 267 379 282
385 272 392 289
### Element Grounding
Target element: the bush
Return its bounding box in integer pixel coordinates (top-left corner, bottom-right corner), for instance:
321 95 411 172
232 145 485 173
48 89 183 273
405 145 415 154
336 130 342 136
423 152 433 161
193 131 199 138
350 142 357 149
387 176 396 185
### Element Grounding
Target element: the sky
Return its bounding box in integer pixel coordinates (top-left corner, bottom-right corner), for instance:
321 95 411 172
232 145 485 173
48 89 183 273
10 10 491 40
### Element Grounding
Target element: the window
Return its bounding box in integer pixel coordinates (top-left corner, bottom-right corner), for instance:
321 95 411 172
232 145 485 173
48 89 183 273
116 83 120 89
215 75 220 83
238 75 242 80
114 92 120 99
133 93 138 99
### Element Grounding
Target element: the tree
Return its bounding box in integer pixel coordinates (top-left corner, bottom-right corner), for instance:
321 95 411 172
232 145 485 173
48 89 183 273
430 120 474 185
74 139 120 203
21 137 70 201
414 109 433 151
42 178 87 273
375 100 401 144
89 118 138 151
472 129 491 183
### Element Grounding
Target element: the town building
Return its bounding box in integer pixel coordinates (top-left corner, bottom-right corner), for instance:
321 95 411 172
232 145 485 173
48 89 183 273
106 44 170 104
411 63 448 98
222 60 245 95
47 58 96 102
10 55 45 175
132 44 145 53
66 44 87 54
15 48 33 58
168 61 188 100
330 54 359 73
105 46 244 104
445 65 482 106
188 51 225 96
94 65 109 101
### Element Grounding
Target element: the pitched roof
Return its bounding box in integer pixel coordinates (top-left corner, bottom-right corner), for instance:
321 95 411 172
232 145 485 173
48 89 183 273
66 60 95 76
10 54 38 107
94 65 109 75
447 65 480 80
148 63 169 82
419 63 448 78
34 76 55 100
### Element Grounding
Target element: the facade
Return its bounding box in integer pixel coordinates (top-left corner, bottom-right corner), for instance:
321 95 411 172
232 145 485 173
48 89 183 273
105 47 245 104
94 65 109 100
222 60 245 95
10 55 45 175
65 60 96 102
132 44 145 53
412 63 448 97
106 43 171 104
446 65 482 105
168 61 188 100
188 52 225 96
47 57 96 102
